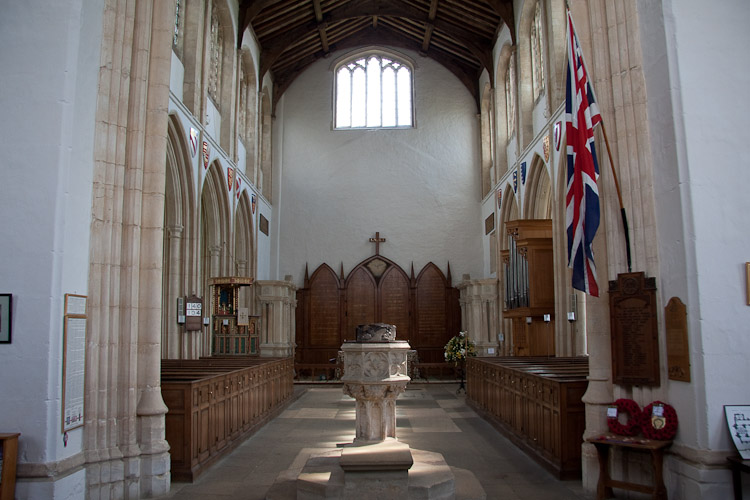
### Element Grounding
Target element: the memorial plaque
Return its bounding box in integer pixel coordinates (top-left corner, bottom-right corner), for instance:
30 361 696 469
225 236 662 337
346 268 376 340
665 297 690 382
485 213 495 235
379 268 411 340
310 268 341 346
609 272 660 386
417 265 447 345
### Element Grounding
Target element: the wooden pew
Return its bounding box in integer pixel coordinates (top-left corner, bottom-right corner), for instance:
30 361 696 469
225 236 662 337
161 357 294 482
466 357 589 479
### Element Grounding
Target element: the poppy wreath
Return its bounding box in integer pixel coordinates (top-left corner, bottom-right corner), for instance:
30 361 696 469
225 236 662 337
607 398 642 436
641 401 678 440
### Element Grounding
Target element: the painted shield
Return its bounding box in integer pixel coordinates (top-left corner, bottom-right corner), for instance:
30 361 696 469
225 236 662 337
202 141 210 169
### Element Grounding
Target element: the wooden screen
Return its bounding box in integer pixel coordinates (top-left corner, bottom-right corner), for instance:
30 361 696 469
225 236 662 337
295 256 460 367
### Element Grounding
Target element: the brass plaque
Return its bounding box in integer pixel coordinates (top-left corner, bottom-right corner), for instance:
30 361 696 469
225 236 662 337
665 297 690 382
485 213 495 235
609 272 660 386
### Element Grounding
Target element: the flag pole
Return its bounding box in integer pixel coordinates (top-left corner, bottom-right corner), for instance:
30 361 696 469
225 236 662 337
566 2 633 273
598 122 632 272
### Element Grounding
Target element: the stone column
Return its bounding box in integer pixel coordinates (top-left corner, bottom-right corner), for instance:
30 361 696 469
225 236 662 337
135 0 175 496
256 279 297 357
85 0 175 497
457 278 500 356
166 225 183 359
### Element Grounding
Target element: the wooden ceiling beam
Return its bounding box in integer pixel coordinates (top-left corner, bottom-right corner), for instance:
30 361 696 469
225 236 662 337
421 0 439 52
237 0 279 47
312 0 330 53
483 0 515 43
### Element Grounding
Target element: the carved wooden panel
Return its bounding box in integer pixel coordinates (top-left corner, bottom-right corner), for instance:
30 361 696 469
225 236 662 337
296 256 460 367
346 267 377 340
309 266 340 346
416 263 448 347
609 272 660 386
379 266 410 340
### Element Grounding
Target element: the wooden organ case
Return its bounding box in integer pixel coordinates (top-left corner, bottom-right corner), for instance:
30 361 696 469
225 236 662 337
501 220 555 355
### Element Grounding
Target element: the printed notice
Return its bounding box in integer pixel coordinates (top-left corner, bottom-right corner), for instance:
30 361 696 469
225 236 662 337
65 294 87 316
63 316 86 432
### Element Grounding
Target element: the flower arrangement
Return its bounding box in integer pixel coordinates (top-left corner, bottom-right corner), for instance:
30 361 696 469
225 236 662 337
444 331 477 364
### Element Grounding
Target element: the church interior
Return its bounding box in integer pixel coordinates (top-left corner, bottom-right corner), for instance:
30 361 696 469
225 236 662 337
0 0 748 499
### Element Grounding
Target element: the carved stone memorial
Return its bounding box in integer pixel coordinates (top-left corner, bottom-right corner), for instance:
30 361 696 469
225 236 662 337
609 272 660 386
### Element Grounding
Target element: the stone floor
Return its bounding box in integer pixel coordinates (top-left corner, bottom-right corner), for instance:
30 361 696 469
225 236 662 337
159 384 591 500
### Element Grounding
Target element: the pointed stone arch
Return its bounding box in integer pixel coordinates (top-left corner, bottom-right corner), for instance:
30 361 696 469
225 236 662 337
523 153 553 219
495 42 514 177
214 0 238 156
238 48 257 177
517 0 538 150
163 114 199 359
201 161 232 346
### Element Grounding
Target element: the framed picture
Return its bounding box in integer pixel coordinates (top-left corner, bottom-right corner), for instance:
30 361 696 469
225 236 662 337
0 294 11 343
725 405 750 459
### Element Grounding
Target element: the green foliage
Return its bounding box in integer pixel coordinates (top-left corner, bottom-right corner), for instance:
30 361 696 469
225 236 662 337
444 332 477 364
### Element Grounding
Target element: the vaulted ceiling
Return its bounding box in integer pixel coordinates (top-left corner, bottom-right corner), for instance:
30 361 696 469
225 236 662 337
238 0 514 108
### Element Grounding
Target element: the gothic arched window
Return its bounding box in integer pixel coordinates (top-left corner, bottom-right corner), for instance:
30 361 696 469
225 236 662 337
531 1 546 102
505 56 516 139
334 51 414 129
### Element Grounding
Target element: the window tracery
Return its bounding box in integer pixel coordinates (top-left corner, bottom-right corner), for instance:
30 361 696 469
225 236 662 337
531 1 546 101
334 52 413 129
208 4 222 103
505 56 516 139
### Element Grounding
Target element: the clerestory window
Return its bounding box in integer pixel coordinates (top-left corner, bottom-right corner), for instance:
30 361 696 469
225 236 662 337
334 51 414 129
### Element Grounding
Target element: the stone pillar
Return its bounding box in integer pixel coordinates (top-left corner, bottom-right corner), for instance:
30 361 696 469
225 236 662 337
457 278 500 356
256 279 297 357
85 0 175 497
166 225 183 360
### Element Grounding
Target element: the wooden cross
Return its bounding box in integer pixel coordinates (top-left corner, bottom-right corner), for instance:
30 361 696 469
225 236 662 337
369 232 386 255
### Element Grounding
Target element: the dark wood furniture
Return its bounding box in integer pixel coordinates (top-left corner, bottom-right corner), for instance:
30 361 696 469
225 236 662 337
587 434 671 500
501 220 556 356
466 356 588 478
0 433 20 500
295 256 461 374
161 357 294 481
728 456 750 500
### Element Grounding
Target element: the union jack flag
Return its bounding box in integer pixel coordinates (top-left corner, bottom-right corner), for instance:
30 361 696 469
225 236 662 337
565 10 602 296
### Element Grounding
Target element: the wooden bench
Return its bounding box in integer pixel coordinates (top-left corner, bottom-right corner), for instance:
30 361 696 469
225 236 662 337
0 433 20 500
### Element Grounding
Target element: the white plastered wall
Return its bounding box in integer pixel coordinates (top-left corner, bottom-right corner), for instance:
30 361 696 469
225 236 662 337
275 48 484 284
0 1 103 497
645 0 750 456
